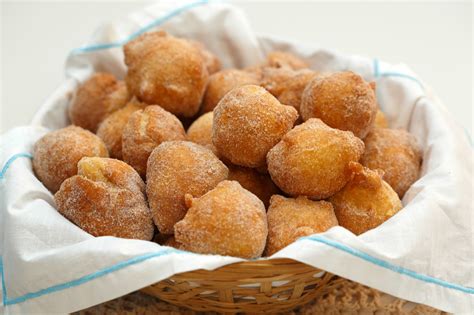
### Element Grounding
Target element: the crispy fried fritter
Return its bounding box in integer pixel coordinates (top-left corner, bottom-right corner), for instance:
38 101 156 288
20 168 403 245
201 69 260 113
96 99 146 159
265 195 338 256
301 71 377 138
186 112 217 154
69 73 130 132
267 118 364 199
213 85 298 168
175 180 267 258
329 163 402 235
146 141 228 234
124 31 208 117
54 157 154 240
122 105 186 177
33 125 108 192
261 67 318 113
361 128 422 198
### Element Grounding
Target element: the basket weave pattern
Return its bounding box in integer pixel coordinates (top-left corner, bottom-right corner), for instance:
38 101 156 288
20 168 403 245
142 258 339 313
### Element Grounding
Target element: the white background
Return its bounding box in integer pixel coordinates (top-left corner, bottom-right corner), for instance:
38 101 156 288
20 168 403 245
1 1 472 135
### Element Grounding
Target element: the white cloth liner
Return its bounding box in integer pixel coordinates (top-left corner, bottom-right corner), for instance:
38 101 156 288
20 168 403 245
1 1 473 314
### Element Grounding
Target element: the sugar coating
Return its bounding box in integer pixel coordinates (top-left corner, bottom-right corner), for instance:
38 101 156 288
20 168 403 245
174 180 267 258
261 67 318 114
265 195 338 256
33 125 108 193
361 128 422 198
186 112 217 154
264 51 308 70
124 31 208 117
188 39 221 75
267 118 365 199
122 105 186 177
69 73 130 132
300 71 377 139
146 141 229 234
213 85 298 168
227 164 280 208
201 69 260 113
54 157 154 240
329 163 402 235
96 99 146 159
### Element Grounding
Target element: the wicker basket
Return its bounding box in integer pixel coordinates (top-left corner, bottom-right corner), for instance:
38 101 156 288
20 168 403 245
141 258 340 314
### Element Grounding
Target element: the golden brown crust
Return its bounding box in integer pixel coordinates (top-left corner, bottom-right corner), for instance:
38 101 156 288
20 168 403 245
213 85 298 168
146 141 228 234
201 69 260 113
96 99 146 159
122 105 186 177
267 118 365 199
265 195 338 256
124 31 208 117
329 163 402 235
186 112 217 154
174 180 267 258
33 125 108 193
54 157 154 240
227 164 280 208
300 71 377 138
361 128 422 198
265 51 308 70
261 68 318 113
69 73 130 132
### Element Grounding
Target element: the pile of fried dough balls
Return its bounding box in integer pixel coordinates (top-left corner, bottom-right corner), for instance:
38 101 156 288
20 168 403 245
33 31 422 259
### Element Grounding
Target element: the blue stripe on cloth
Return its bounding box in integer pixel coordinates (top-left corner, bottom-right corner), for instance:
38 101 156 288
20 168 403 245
1 249 179 306
301 235 474 294
1 257 7 306
0 153 32 180
372 58 424 90
70 0 210 55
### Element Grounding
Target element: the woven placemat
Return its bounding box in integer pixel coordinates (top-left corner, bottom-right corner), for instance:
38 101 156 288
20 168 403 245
76 278 445 314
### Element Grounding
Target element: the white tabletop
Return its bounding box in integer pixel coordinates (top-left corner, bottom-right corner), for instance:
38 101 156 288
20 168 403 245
1 1 472 136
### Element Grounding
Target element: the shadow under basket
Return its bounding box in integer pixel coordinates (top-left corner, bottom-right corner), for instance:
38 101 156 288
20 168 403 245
141 258 341 314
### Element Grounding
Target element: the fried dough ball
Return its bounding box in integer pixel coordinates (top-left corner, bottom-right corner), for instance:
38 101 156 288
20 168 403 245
266 195 338 256
301 71 377 138
374 110 389 128
69 73 130 132
189 40 221 74
122 105 186 177
146 141 228 234
201 69 260 113
329 163 402 235
96 99 146 159
124 31 208 117
265 51 308 70
33 126 108 193
267 119 365 199
361 128 422 198
227 164 280 207
213 85 298 168
55 157 154 240
186 112 217 154
261 67 318 113
174 180 267 258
